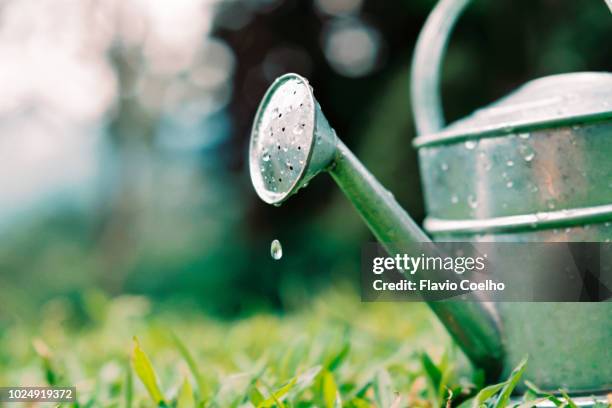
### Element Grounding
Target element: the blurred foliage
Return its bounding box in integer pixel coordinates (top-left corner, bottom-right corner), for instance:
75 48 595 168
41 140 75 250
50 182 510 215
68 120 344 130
1 288 602 407
1 0 610 318
0 288 456 406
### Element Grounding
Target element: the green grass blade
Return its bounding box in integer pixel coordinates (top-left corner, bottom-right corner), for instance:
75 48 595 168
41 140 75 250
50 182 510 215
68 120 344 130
131 337 166 406
515 397 555 408
177 378 195 408
326 341 350 372
523 381 564 406
493 357 528 408
258 377 297 408
248 386 265 406
125 360 133 408
469 381 507 408
559 390 578 408
172 333 208 402
321 370 339 408
420 352 442 391
373 369 394 408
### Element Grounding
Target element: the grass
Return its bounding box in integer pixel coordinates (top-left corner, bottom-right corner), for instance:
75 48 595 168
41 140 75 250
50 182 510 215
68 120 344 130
0 287 608 407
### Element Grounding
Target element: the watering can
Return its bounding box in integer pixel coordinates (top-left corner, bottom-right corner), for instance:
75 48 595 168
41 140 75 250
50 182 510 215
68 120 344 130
248 0 612 398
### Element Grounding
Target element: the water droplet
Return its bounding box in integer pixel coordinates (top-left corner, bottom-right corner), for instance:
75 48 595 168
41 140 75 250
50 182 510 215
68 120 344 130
518 132 530 140
270 239 283 260
519 144 535 162
293 125 304 135
467 194 478 209
451 194 459 204
262 153 271 162
440 163 449 171
506 181 514 188
506 160 514 167
605 222 611 227
464 140 477 150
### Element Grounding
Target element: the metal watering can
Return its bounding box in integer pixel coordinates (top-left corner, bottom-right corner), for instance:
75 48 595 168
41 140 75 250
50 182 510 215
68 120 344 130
248 0 612 398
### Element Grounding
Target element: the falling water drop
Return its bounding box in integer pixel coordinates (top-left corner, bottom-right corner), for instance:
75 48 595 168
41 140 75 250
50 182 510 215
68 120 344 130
518 132 530 140
506 160 514 167
270 239 283 260
441 163 449 171
451 194 459 204
506 181 514 188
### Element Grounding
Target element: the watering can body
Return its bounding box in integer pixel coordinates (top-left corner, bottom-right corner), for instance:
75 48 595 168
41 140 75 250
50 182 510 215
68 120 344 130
248 0 611 397
411 0 612 394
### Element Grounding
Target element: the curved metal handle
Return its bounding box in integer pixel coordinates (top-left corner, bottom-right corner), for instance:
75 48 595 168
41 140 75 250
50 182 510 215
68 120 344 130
411 0 471 136
411 0 612 136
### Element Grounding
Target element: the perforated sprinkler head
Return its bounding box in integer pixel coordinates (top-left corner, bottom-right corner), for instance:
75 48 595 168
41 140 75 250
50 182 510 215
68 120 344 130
249 73 337 205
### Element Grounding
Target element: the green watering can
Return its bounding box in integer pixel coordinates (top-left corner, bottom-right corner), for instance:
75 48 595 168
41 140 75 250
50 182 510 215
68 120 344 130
248 0 612 400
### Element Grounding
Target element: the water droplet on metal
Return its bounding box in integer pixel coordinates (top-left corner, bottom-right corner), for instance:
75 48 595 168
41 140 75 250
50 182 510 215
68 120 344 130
464 140 477 150
519 144 535 163
293 124 304 135
467 194 478 209
270 239 283 260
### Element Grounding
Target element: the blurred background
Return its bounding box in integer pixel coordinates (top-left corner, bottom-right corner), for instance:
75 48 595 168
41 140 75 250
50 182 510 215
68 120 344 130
0 0 610 321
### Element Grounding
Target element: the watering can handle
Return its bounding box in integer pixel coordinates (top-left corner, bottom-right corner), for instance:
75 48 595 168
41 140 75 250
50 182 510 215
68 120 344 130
410 0 471 136
411 0 612 135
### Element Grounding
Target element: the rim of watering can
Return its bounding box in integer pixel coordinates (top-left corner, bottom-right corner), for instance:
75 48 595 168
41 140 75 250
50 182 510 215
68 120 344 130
248 73 317 205
424 203 612 234
412 108 612 149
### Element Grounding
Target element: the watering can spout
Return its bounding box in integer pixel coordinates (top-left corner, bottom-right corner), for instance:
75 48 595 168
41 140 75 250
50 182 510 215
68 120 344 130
249 73 504 377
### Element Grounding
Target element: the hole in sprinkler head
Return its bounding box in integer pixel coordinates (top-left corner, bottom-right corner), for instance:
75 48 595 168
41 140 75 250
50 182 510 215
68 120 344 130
277 145 281 149
278 113 282 118
289 166 293 170
298 146 301 150
278 178 282 182
282 127 285 132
